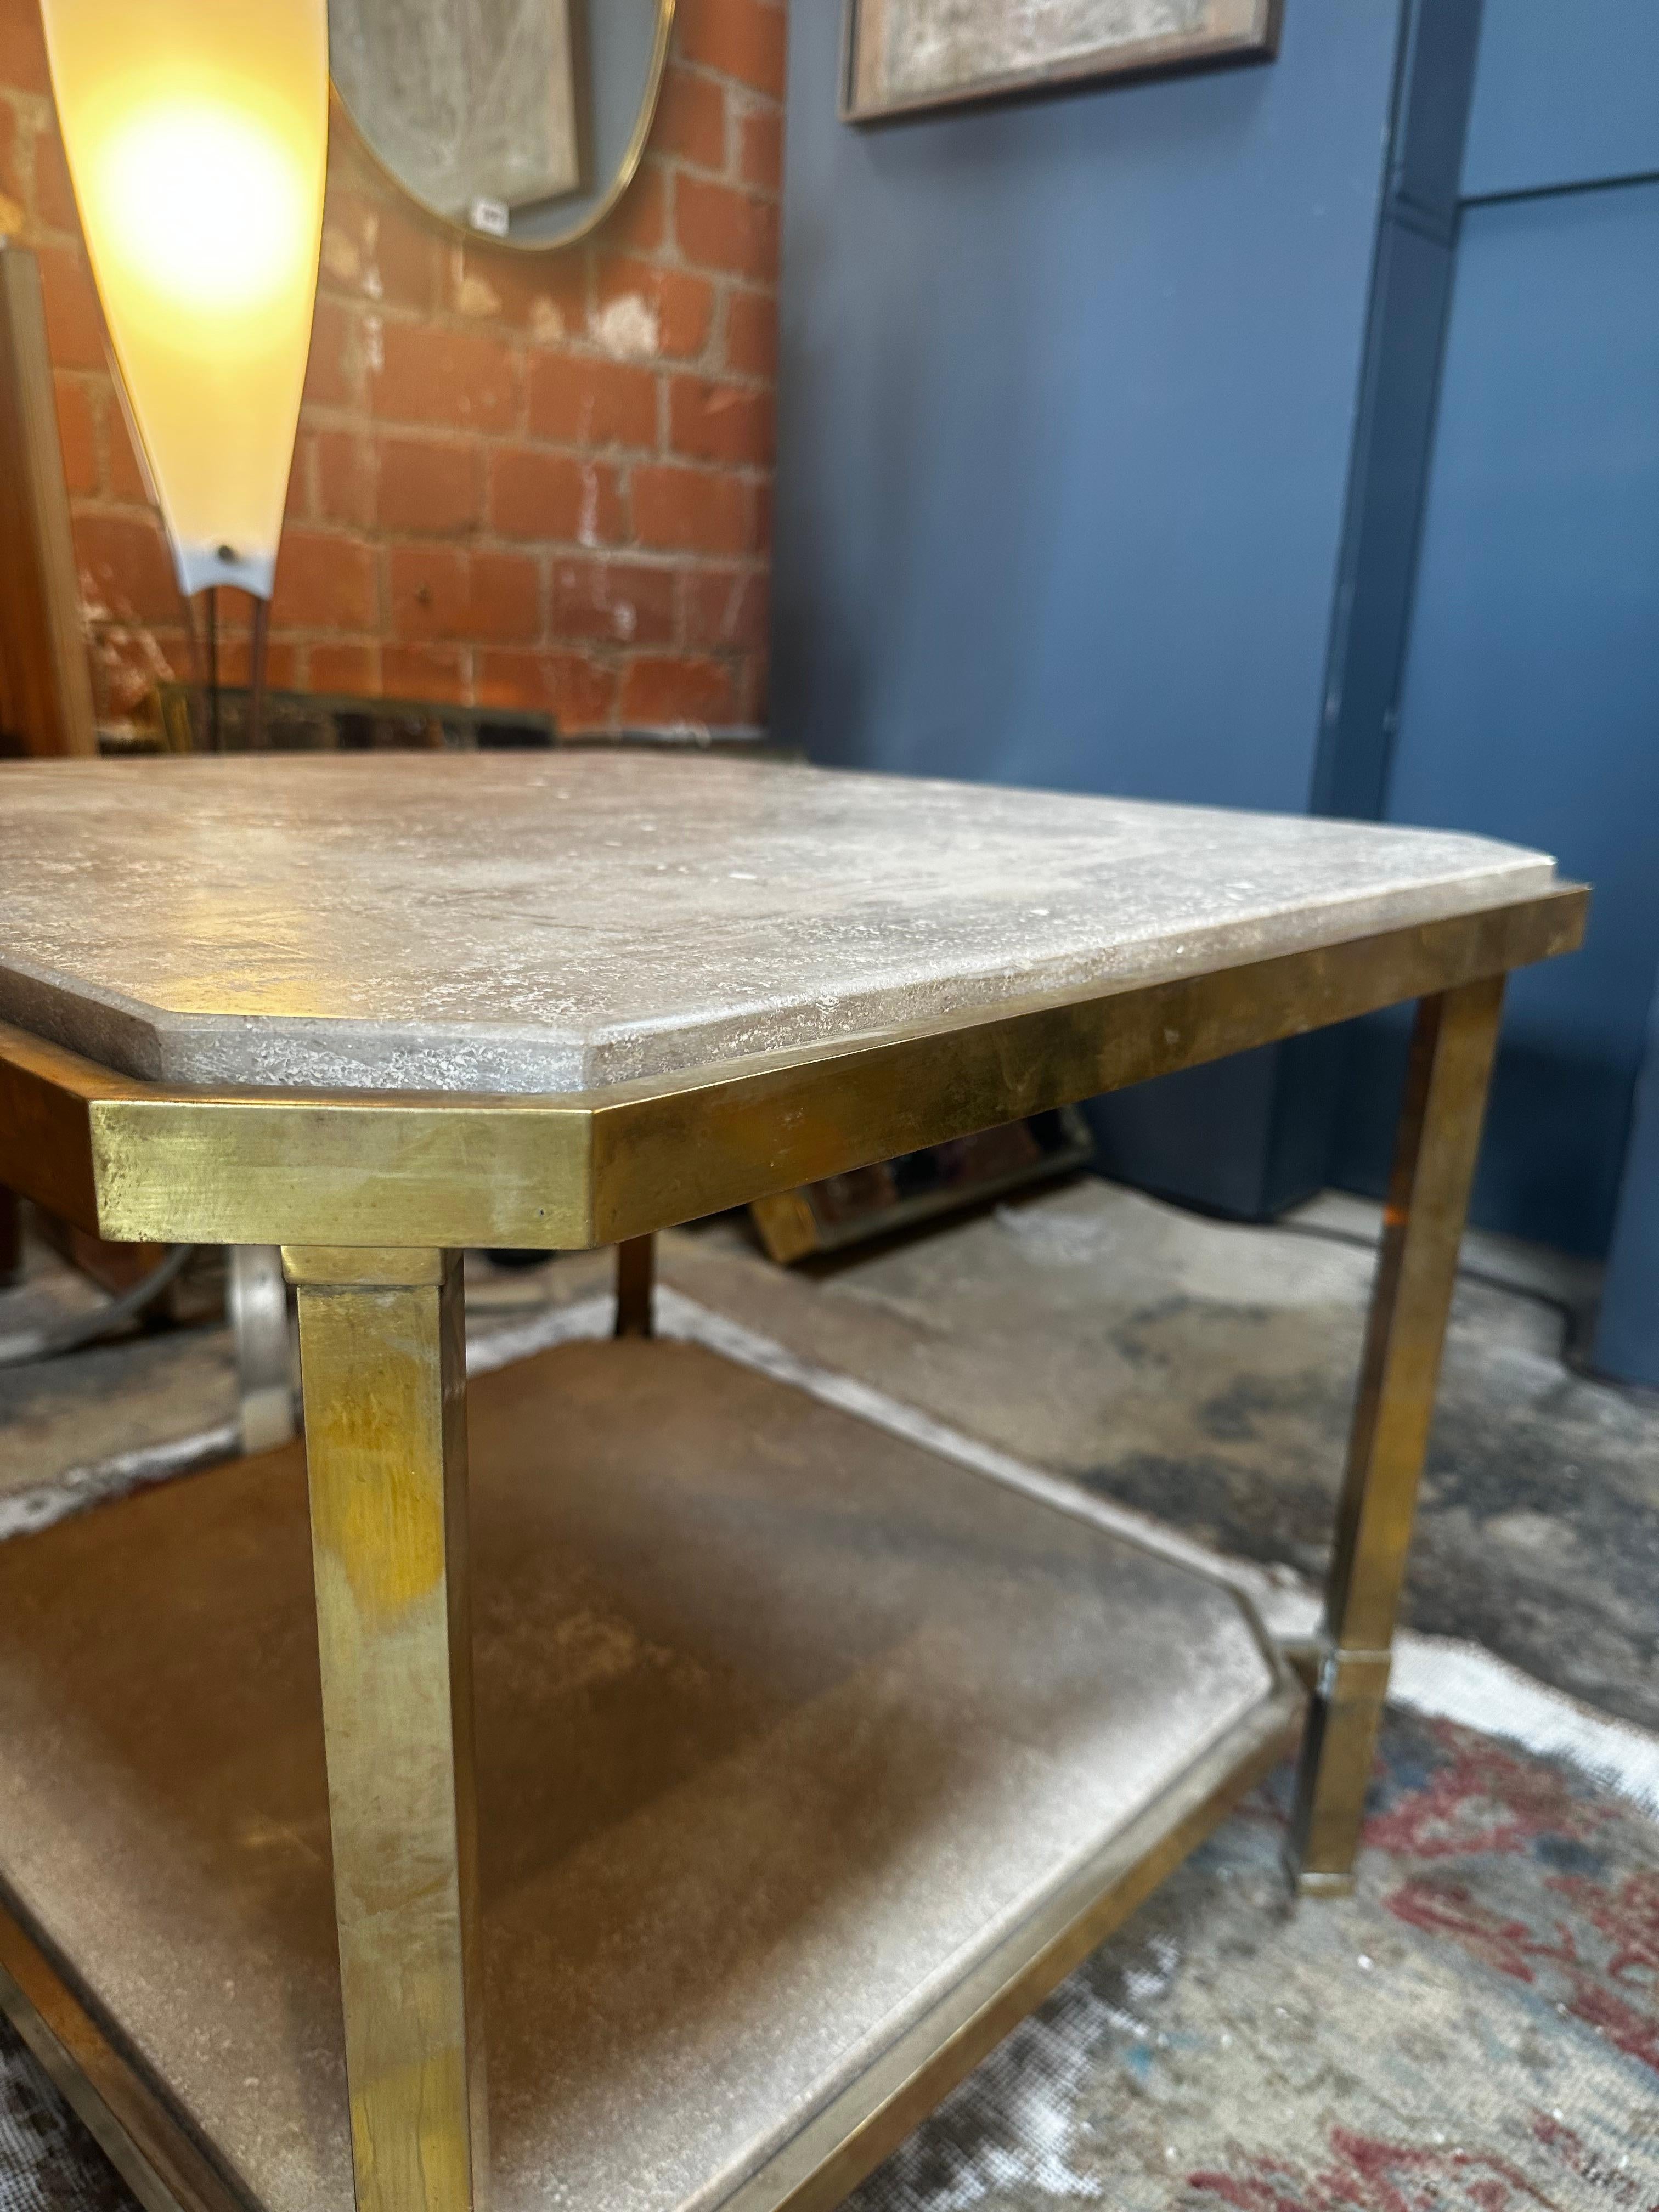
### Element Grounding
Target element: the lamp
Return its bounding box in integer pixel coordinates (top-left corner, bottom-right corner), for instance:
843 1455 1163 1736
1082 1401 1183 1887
41 0 328 737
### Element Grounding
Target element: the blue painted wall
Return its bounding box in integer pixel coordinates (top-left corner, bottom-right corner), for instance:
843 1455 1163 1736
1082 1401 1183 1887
771 1 1406 810
771 0 1412 1216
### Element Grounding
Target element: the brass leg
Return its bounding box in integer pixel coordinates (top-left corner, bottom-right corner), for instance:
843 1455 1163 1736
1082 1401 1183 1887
1289 977 1505 1896
284 1246 487 2212
614 1233 656 1339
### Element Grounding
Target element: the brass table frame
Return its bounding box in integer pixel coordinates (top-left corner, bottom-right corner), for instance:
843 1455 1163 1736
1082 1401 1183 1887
0 881 1587 2212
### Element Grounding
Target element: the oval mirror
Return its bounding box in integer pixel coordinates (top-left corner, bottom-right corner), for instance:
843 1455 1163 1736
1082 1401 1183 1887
328 0 674 251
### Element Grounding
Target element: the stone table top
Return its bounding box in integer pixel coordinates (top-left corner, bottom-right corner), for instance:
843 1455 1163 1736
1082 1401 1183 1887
0 755 1556 1096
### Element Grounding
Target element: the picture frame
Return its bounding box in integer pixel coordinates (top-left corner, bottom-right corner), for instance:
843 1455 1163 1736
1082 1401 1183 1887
841 0 1282 126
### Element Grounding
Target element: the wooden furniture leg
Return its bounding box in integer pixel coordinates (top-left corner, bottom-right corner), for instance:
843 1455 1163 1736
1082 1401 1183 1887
0 1183 20 1286
284 1246 487 2212
614 1233 656 1339
1289 977 1505 1895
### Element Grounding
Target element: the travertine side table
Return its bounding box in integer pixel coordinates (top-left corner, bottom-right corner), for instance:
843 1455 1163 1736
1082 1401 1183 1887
0 756 1584 2212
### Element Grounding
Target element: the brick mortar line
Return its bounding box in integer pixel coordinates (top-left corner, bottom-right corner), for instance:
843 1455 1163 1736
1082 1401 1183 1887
76 563 772 608
94 628 770 650
308 320 778 387
85 628 763 659
83 608 763 636
671 58 786 109
274 522 775 567
75 439 777 503
80 606 769 654
317 268 782 331
80 612 769 644
633 139 782 200
303 371 778 411
656 154 781 196
296 471 778 504
311 363 779 405
323 264 778 303
315 331 651 366
324 447 780 478
278 500 776 552
308 368 783 419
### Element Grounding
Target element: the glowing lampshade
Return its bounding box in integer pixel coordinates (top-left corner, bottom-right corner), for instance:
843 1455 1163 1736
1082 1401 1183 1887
41 0 328 599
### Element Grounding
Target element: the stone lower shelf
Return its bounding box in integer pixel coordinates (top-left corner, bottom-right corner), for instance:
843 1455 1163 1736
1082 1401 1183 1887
0 1334 1300 2212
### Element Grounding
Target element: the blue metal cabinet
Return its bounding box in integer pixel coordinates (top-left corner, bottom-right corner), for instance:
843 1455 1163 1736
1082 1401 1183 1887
1334 177 1659 1254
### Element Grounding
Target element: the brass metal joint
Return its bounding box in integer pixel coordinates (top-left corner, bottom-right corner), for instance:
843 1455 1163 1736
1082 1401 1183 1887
281 1245 449 1289
1295 1868 1358 1901
1317 1646 1392 1706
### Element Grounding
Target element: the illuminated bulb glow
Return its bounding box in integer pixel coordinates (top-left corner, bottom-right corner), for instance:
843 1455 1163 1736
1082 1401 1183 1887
97 106 313 321
41 2 328 598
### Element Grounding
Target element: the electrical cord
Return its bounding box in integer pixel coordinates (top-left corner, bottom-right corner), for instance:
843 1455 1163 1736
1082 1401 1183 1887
0 1244 196 1368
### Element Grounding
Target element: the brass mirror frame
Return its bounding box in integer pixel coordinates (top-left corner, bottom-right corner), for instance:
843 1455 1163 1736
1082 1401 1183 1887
329 0 676 254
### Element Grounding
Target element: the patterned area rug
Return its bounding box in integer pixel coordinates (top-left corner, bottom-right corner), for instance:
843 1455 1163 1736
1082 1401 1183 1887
4 1709 1657 2212
855 1712 1659 2211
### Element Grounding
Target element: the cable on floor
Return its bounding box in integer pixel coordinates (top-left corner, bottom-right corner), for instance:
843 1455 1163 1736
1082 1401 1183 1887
0 1245 196 1368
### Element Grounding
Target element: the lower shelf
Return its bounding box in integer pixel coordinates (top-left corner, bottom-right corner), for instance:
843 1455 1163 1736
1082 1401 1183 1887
0 1334 1300 2212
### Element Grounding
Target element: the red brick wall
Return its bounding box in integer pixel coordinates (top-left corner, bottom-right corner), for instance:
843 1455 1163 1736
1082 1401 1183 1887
0 0 784 736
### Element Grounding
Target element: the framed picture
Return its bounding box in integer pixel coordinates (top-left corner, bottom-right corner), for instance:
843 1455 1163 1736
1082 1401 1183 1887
842 0 1282 125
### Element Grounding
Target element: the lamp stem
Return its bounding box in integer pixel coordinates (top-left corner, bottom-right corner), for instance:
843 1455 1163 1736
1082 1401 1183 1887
247 595 270 752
